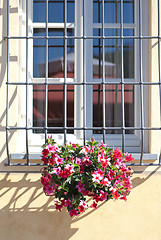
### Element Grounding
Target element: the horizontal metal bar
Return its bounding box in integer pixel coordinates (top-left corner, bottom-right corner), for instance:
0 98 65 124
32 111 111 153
6 163 44 166
4 35 161 40
6 81 161 86
6 126 161 130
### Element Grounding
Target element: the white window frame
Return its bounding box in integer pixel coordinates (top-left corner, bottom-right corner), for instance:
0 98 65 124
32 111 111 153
18 0 149 153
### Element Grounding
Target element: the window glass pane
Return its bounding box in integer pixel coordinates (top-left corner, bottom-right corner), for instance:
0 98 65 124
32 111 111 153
93 0 134 24
33 0 46 23
93 84 134 134
33 85 45 132
33 85 74 133
67 1 75 23
123 29 134 78
93 28 134 79
33 29 46 77
33 0 75 23
33 29 74 78
48 1 64 23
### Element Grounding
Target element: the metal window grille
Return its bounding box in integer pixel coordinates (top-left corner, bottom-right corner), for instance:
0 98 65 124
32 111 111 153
5 0 161 166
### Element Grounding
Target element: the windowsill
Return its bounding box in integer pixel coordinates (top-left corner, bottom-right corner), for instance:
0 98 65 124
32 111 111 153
9 153 159 163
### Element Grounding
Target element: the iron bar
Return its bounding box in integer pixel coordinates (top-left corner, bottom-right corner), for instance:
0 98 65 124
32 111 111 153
63 0 67 144
120 0 125 152
45 0 49 141
6 0 10 165
158 0 161 165
7 36 161 40
6 126 161 130
5 0 161 166
102 0 106 142
26 0 29 165
83 0 86 145
6 81 161 86
5 163 160 167
139 0 144 164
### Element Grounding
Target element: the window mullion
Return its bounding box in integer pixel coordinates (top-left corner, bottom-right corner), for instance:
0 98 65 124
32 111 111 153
74 0 84 140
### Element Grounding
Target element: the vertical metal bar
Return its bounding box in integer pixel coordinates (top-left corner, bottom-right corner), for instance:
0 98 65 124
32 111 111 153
158 0 161 165
26 0 29 164
120 0 125 152
139 0 144 164
83 0 86 145
64 0 67 144
98 0 101 130
102 0 106 143
6 0 10 165
45 0 48 141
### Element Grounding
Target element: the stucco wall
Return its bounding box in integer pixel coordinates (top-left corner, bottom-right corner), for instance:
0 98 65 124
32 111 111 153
0 169 161 240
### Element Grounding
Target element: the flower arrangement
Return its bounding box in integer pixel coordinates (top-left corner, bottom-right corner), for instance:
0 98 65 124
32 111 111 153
41 137 134 217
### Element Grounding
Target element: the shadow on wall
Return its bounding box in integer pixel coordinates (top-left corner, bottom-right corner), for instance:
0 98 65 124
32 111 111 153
0 168 159 240
0 173 79 240
0 169 160 240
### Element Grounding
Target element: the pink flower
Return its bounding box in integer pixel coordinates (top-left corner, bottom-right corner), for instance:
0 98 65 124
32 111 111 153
42 148 49 157
64 164 74 172
55 203 63 212
69 209 79 217
100 177 111 187
100 157 110 169
125 153 134 162
92 170 104 184
112 189 120 200
93 194 100 203
112 148 122 160
76 182 85 193
48 158 55 166
61 199 72 207
51 167 61 176
55 156 64 165
46 144 59 153
115 158 123 168
91 201 97 209
61 164 75 178
44 185 54 195
82 157 92 166
41 176 49 186
78 200 88 213
99 190 108 201
41 156 47 165
120 195 127 201
72 144 77 148
75 157 82 165
101 141 107 148
106 170 115 181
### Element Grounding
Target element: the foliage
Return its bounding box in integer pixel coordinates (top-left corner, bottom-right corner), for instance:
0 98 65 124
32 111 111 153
41 137 134 217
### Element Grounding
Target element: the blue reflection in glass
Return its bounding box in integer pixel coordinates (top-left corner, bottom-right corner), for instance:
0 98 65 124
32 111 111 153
93 1 134 24
48 2 63 23
33 28 74 77
33 1 45 22
33 1 74 23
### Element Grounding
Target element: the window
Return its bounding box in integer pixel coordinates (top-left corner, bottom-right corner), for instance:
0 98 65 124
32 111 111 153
6 0 161 165
30 0 139 150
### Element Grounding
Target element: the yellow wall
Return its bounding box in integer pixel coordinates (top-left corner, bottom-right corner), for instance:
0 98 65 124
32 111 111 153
0 169 161 240
0 1 161 239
